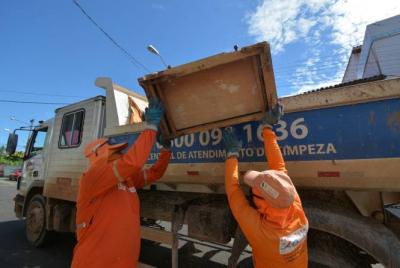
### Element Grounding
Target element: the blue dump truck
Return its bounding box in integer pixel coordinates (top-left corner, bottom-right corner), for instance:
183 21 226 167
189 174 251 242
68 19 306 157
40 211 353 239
8 76 400 267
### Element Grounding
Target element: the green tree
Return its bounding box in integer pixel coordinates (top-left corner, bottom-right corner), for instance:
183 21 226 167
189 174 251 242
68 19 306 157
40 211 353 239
0 149 24 166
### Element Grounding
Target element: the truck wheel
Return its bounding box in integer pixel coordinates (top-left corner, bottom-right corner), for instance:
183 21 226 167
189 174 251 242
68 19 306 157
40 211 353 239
25 194 48 247
308 229 372 268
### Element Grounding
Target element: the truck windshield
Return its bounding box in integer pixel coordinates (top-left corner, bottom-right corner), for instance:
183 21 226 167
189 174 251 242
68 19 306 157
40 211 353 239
26 128 48 159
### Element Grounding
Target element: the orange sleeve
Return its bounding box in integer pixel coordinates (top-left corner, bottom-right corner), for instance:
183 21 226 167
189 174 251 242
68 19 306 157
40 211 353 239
79 130 157 201
114 129 157 182
225 157 260 243
263 128 287 173
134 149 171 189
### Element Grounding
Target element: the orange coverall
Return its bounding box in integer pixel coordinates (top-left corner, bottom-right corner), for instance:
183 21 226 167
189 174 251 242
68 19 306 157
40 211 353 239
225 128 308 267
71 130 171 268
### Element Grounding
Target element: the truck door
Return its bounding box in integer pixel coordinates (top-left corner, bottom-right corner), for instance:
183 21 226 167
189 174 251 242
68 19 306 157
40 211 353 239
21 127 48 192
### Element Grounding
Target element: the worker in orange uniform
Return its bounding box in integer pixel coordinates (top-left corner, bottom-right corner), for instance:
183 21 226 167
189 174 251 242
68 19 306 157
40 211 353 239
71 98 172 268
223 104 308 268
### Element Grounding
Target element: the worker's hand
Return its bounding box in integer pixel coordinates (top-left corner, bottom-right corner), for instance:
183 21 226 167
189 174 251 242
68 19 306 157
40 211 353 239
261 103 284 129
223 128 242 158
157 132 171 149
144 98 165 130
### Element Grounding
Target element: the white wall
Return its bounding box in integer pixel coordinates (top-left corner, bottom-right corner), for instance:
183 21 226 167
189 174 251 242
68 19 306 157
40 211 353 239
342 51 361 82
357 15 400 79
363 34 400 78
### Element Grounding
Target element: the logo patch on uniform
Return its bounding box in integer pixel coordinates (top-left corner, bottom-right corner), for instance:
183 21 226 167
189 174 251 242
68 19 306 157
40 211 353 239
279 224 308 255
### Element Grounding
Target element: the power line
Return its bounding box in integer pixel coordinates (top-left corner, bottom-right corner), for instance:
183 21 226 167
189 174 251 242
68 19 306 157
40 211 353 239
0 89 84 98
72 0 151 73
275 63 400 80
0 99 69 105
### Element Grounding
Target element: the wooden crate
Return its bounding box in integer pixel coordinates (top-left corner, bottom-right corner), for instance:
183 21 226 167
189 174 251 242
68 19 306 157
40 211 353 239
138 42 278 139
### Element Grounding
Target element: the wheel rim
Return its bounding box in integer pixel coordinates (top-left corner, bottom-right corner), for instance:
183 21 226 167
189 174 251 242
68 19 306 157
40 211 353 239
26 200 45 242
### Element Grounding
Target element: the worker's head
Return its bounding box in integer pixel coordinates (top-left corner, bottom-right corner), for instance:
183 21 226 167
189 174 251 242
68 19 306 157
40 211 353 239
244 170 296 209
84 138 128 165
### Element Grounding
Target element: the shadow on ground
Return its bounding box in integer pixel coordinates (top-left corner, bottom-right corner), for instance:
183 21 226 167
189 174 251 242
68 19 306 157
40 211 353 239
0 220 75 268
0 220 228 268
140 240 227 268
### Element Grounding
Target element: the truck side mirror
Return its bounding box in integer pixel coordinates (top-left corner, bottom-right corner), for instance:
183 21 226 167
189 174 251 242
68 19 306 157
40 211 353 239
6 133 18 155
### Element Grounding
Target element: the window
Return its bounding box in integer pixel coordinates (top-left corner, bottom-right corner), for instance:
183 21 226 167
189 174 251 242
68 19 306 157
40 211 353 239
32 129 47 152
59 110 85 148
25 127 48 159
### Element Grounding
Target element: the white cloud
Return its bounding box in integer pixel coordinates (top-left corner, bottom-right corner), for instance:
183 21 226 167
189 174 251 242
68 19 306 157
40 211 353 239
247 0 306 52
328 1 400 48
298 18 317 37
247 0 332 52
247 0 400 93
248 0 400 53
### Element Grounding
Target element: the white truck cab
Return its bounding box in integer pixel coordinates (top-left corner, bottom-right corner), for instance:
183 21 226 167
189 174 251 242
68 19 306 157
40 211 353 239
18 120 52 197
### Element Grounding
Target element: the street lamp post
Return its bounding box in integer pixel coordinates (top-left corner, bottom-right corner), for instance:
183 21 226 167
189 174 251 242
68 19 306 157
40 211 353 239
10 116 34 130
147 44 171 69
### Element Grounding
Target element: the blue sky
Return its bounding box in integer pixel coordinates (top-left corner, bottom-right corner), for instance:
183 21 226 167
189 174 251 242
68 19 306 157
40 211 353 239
1 0 399 149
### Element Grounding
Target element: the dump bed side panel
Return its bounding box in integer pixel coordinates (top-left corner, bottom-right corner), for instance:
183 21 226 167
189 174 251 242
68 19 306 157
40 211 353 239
110 97 400 191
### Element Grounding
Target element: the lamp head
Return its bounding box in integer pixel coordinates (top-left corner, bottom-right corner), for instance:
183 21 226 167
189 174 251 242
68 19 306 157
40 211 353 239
147 45 160 56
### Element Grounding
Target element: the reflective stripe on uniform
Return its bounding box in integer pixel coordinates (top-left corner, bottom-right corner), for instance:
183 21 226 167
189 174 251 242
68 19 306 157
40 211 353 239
117 182 137 193
117 182 127 191
113 160 124 182
76 222 87 229
128 187 136 193
91 143 102 155
90 140 108 156
142 168 148 186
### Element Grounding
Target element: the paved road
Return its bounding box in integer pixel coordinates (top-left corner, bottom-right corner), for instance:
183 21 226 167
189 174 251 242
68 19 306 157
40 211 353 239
0 178 385 268
0 178 18 221
0 178 74 268
0 178 246 268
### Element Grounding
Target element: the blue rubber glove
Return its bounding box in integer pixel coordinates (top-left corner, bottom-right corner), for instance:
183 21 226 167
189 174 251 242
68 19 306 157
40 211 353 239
223 128 242 158
261 103 284 129
157 132 171 149
144 98 165 131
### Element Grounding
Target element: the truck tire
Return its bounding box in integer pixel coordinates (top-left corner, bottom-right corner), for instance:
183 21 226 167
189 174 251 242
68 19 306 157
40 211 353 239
308 229 372 268
236 230 373 268
25 194 48 247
